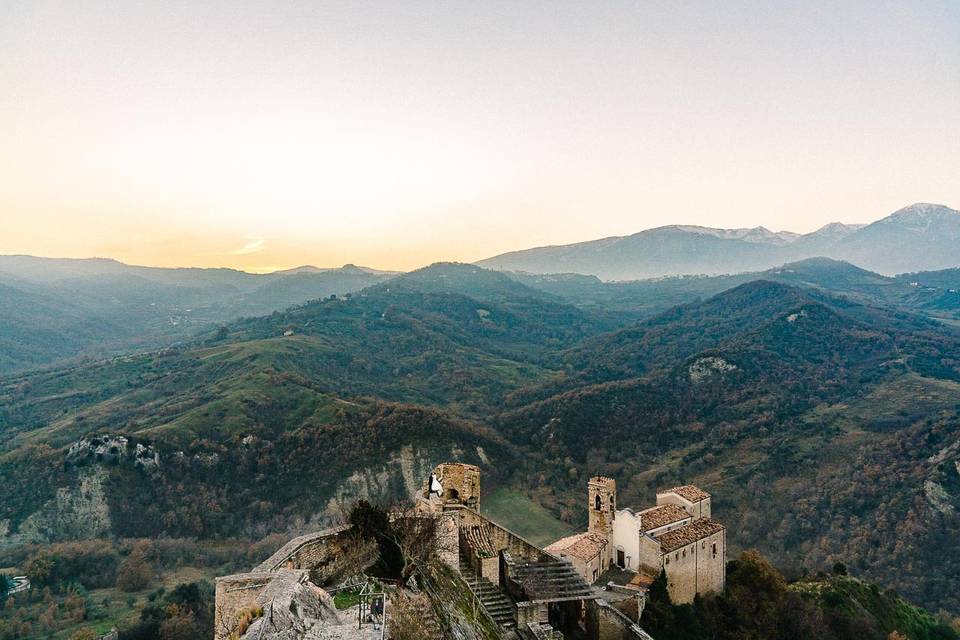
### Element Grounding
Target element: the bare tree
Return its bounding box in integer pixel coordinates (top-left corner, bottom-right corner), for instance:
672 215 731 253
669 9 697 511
349 500 456 586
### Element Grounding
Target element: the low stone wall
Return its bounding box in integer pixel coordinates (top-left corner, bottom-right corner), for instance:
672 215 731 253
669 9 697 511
254 525 350 572
253 524 381 588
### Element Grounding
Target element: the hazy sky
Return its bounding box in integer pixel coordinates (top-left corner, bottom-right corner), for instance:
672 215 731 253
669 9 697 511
1 1 958 272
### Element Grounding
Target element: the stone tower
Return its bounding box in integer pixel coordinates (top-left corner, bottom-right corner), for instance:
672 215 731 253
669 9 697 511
588 476 616 537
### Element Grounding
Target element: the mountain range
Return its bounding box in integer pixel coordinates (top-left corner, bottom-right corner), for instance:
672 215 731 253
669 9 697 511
478 203 960 279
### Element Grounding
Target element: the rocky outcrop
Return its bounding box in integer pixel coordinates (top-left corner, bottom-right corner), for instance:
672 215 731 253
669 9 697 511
241 570 340 640
688 356 738 383
66 434 160 471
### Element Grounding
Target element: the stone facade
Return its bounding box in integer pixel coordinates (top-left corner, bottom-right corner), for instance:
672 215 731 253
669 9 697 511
588 477 616 537
659 526 725 604
585 600 654 640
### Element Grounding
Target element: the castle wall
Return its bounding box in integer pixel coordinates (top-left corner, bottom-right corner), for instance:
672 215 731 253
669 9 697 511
661 528 725 604
457 506 550 563
253 525 378 586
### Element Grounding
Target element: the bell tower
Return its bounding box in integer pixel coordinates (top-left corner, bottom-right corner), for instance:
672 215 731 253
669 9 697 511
588 476 616 537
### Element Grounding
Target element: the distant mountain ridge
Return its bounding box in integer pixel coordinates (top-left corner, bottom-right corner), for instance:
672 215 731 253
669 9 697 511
0 256 395 374
477 203 959 279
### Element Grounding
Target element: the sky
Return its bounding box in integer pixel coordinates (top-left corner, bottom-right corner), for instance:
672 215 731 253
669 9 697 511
1 1 958 272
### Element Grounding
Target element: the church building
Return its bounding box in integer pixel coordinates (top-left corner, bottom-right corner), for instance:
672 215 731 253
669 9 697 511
548 477 726 604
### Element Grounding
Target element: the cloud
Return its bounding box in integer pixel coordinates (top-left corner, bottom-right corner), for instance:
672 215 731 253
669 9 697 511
224 237 265 255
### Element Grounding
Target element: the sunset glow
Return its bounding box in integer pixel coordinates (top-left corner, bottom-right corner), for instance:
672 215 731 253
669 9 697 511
2 1 958 271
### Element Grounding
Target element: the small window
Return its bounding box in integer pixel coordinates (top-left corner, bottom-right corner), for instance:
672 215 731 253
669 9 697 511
665 557 670 565
712 543 717 558
675 552 679 561
595 494 602 511
682 549 686 558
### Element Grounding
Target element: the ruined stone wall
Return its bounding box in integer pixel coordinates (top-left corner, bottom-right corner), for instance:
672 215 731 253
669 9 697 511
662 529 725 604
585 599 654 640
215 527 371 639
457 506 550 563
423 462 482 511
517 601 550 627
435 511 460 571
213 572 275 640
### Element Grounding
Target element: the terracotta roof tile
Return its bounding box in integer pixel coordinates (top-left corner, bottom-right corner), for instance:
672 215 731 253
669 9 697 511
657 519 724 553
660 485 710 503
546 531 608 561
638 504 690 531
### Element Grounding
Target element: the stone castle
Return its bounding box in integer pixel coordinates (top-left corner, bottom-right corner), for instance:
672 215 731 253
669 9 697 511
546 477 725 604
215 463 723 639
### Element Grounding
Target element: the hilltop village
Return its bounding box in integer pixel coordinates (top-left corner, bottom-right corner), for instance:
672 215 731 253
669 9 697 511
214 463 726 639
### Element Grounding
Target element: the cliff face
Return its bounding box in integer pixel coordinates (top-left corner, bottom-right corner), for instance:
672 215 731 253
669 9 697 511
323 445 456 517
10 466 111 546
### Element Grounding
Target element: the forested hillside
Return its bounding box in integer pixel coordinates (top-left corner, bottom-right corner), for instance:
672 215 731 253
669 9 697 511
2 262 960 623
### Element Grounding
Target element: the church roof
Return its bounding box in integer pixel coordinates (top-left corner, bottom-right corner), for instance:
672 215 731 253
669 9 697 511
638 504 690 531
659 485 710 503
546 531 608 561
657 519 724 553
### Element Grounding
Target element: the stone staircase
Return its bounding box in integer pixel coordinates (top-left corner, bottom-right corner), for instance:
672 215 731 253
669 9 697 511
509 558 596 601
460 555 516 630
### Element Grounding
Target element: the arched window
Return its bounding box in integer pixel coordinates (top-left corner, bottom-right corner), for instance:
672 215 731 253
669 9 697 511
595 494 602 511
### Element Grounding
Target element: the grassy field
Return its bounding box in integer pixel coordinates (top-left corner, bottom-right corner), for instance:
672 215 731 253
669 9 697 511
481 488 572 547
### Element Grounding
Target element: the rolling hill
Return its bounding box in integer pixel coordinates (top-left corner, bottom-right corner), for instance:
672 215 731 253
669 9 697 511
509 257 960 325
2 263 960 617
